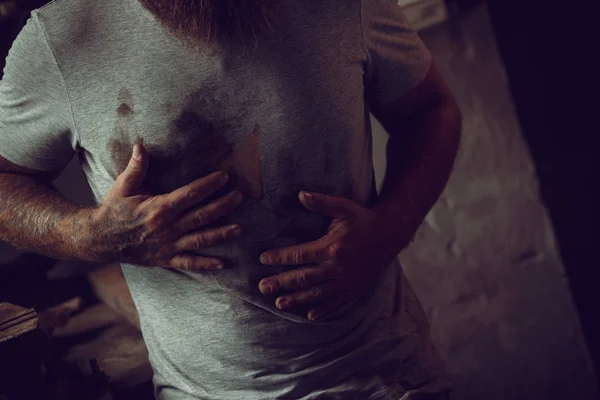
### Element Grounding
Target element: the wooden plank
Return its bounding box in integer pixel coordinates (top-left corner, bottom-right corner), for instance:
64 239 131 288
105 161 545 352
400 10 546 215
0 303 51 400
58 304 152 390
0 303 39 343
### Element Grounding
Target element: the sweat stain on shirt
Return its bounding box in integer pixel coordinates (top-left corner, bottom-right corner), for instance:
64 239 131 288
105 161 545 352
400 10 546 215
109 86 263 199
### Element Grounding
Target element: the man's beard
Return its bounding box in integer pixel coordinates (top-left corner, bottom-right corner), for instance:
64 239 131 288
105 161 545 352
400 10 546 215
138 0 278 48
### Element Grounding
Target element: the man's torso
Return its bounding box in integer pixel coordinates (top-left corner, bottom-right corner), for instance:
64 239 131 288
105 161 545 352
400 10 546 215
5 0 449 398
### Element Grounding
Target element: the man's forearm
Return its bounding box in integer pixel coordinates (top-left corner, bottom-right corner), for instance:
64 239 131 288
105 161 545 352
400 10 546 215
0 173 97 261
373 96 462 257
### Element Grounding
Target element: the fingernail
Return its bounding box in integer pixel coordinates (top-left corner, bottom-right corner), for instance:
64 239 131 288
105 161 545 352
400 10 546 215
309 312 320 322
302 191 313 201
229 225 242 237
259 280 272 294
214 263 224 270
260 254 271 264
277 297 293 309
132 144 141 160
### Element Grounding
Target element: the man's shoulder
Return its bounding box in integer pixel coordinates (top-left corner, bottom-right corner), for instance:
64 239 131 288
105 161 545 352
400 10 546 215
34 0 106 25
31 0 148 73
33 0 126 49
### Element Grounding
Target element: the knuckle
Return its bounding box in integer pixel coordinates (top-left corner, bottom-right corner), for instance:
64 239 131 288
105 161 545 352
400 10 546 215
193 234 207 249
315 247 328 262
292 251 305 265
328 243 342 259
148 204 169 224
221 226 233 239
195 211 208 225
180 259 195 271
311 287 323 298
136 226 152 245
186 188 200 202
296 272 309 288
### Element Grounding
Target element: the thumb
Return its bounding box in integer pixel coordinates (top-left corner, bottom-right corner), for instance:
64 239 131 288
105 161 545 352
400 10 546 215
114 142 150 197
298 191 358 219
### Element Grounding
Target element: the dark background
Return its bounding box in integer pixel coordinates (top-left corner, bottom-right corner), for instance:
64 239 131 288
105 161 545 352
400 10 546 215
487 0 600 376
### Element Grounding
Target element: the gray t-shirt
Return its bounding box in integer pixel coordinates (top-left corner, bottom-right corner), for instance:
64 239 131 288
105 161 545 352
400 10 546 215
0 0 450 398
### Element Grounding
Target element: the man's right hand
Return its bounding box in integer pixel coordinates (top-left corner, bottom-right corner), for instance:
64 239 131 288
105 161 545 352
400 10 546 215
88 142 243 270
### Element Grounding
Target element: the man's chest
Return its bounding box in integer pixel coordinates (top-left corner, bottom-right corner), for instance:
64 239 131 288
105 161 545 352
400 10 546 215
68 42 366 202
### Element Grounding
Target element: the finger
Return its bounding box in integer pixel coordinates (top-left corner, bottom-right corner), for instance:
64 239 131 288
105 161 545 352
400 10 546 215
163 171 230 213
175 224 242 252
299 191 358 219
259 239 331 266
259 265 340 294
307 293 352 322
274 282 340 310
167 254 224 271
177 190 243 232
114 142 150 197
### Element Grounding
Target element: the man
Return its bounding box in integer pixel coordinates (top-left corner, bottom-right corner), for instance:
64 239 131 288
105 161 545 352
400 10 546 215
0 0 461 398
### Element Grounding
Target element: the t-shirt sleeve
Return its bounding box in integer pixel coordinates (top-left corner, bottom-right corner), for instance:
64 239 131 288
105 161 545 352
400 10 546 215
0 12 77 172
362 0 433 111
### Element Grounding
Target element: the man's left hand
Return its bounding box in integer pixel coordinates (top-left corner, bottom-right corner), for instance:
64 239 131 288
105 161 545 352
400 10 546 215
258 191 395 322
